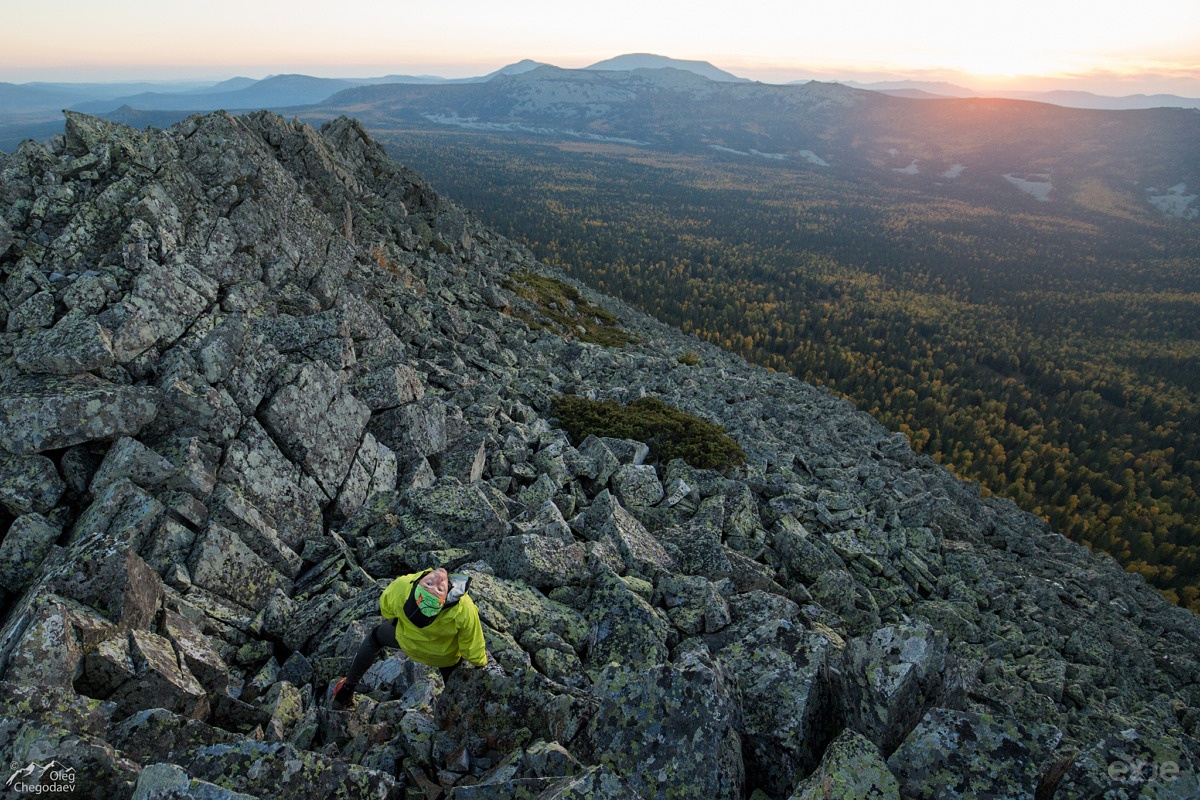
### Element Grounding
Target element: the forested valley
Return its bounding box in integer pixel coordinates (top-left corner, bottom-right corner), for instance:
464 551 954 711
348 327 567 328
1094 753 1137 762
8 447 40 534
376 129 1200 612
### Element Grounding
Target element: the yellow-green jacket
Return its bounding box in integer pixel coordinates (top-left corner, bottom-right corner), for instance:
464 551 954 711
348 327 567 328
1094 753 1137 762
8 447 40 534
379 571 487 668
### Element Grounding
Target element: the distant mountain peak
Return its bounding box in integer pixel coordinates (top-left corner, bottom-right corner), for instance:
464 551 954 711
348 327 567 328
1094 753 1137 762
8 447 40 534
585 53 748 83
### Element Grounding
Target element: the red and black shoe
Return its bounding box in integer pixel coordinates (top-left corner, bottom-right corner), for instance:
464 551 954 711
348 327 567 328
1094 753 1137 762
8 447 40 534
331 677 355 710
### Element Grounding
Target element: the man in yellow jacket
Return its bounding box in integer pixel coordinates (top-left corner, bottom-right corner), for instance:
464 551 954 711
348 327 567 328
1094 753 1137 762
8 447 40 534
332 567 487 709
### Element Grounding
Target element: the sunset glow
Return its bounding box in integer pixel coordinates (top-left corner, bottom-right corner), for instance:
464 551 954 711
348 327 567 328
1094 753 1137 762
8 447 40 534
2 0 1198 95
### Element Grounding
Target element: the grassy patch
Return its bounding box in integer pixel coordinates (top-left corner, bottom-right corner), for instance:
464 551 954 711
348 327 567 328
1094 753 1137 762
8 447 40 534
502 269 635 347
552 395 746 471
677 351 702 366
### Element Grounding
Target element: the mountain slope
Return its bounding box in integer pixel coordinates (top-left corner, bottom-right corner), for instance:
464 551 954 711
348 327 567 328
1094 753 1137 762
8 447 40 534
0 111 1196 797
306 66 1200 222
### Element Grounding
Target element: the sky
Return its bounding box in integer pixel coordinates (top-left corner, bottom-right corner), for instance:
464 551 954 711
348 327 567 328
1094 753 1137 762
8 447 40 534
3 0 1200 96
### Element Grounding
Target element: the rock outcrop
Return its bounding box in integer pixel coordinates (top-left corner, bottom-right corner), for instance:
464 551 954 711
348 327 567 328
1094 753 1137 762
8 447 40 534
1 110 1197 799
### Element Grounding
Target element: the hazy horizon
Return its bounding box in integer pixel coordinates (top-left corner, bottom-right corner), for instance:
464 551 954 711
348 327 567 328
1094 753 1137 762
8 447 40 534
3 0 1200 98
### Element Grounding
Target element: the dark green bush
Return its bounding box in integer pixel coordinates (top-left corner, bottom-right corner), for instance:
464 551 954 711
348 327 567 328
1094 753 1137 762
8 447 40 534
552 395 746 471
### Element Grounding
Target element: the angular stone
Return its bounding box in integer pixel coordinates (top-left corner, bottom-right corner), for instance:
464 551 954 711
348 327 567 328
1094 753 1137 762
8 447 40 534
0 591 116 690
582 652 743 800
69 477 166 551
127 259 219 349
0 453 65 515
331 432 397 522
788 729 900 800
0 374 159 455
108 629 208 720
368 397 449 461
717 618 837 796
1054 727 1200 799
162 609 229 696
131 762 259 800
14 310 116 375
6 289 55 331
44 531 164 629
0 513 62 592
472 534 589 589
218 418 324 551
439 666 598 756
837 621 959 756
350 362 424 411
468 572 589 651
402 477 510 543
584 568 671 674
209 484 303 579
611 463 665 507
89 436 177 493
183 739 401 800
159 436 220 498
260 359 371 499
435 431 489 483
188 523 292 612
658 574 730 636
77 633 137 699
536 766 640 800
887 708 1059 800
578 491 674 578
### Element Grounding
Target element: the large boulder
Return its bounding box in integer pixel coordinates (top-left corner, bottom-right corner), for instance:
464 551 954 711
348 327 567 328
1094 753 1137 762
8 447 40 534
13 309 116 374
259 360 371 500
187 523 293 612
0 454 66 515
788 729 900 800
717 617 837 796
887 708 1060 800
836 621 960 756
576 491 674 578
0 375 159 455
582 650 744 800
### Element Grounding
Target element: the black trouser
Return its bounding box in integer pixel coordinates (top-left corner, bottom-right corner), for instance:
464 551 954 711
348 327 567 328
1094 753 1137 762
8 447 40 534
344 620 460 692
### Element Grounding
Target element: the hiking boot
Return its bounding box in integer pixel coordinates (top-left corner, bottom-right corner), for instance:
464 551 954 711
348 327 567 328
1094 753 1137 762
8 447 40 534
330 677 355 710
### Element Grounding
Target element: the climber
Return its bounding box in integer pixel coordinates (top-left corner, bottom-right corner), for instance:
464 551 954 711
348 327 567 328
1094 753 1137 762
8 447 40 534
331 567 488 710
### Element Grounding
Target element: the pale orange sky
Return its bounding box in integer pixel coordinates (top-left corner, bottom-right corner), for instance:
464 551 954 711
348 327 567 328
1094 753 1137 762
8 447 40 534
3 0 1199 95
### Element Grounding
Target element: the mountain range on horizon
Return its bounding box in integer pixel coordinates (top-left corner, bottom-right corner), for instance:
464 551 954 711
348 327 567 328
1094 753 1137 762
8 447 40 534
2 52 1200 137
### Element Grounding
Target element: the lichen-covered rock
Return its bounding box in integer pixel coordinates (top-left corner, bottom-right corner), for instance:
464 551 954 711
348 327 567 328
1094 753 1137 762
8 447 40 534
837 621 960 756
351 361 425 411
107 629 209 721
368 397 449 461
187 523 292 612
576 490 674 578
260 359 371 500
183 739 402 800
9 721 141 800
611 463 664 508
1053 727 1200 800
88 436 177 493
131 762 259 800
13 309 116 374
0 374 159 455
44 531 164 629
439 666 598 755
470 534 588 589
887 708 1060 800
787 729 900 800
582 651 743 800
0 591 113 690
0 512 61 592
583 568 671 675
717 617 836 796
217 418 324 551
401 477 510 543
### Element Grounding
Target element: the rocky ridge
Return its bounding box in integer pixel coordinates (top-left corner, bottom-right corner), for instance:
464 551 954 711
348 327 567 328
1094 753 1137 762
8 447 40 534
0 111 1197 799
